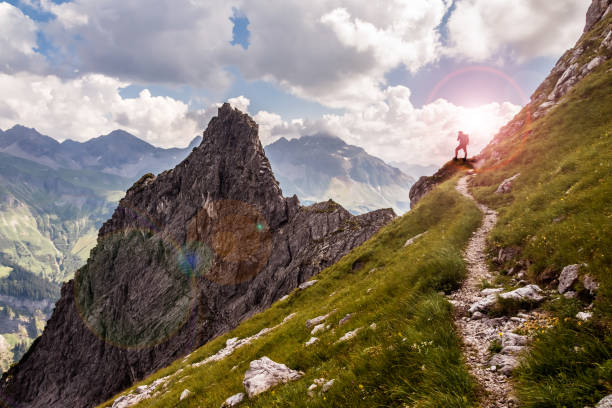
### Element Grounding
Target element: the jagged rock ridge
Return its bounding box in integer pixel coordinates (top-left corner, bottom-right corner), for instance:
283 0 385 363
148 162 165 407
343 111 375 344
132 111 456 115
0 104 395 408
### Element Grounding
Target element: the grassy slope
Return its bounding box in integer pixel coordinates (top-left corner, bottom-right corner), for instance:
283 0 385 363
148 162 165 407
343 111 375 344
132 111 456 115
99 179 482 408
469 29 612 407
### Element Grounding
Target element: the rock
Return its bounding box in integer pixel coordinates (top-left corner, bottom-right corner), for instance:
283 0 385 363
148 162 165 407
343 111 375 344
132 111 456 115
502 332 528 347
489 353 520 376
282 313 297 323
585 0 612 32
221 393 245 407
499 284 545 303
563 291 577 299
298 280 318 290
1 104 396 408
338 313 352 326
306 311 335 328
337 328 361 343
576 311 592 321
596 394 612 408
243 357 304 398
180 389 193 400
501 346 524 355
496 173 520 193
584 56 605 73
409 162 466 208
496 247 520 264
558 264 581 293
404 232 426 247
369 323 377 330
582 274 599 295
305 337 319 346
311 323 330 335
481 288 504 296
471 311 485 320
469 294 498 314
279 295 289 302
321 379 335 392
307 383 318 397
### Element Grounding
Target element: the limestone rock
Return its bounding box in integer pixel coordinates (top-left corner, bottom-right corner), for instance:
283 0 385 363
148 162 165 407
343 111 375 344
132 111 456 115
495 173 520 193
558 264 581 293
502 332 528 347
243 357 304 398
321 379 335 392
180 389 193 400
582 274 600 295
499 284 545 303
337 328 361 343
489 353 520 377
221 393 245 407
306 311 335 328
305 337 319 346
338 313 352 326
311 323 330 335
576 311 592 321
585 0 612 32
404 232 426 247
298 280 318 290
596 394 612 408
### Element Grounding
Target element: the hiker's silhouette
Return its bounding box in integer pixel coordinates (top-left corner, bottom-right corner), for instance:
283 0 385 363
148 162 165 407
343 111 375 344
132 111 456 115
454 131 469 161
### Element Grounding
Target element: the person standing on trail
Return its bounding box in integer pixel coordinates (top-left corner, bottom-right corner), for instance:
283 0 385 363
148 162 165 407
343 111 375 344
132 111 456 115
454 131 469 161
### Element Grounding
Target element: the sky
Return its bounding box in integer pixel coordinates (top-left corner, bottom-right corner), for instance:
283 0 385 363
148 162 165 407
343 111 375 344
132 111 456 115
0 0 591 166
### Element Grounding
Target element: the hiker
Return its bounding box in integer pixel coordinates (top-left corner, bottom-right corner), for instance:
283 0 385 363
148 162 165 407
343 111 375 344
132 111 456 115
454 131 469 161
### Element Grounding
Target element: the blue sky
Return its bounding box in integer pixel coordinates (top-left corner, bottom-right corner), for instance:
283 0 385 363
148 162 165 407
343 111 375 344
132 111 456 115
0 0 591 165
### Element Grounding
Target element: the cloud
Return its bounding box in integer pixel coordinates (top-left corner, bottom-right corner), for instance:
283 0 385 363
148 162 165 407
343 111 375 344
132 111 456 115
0 2 46 73
446 0 591 62
227 95 251 113
239 0 450 109
254 85 520 166
0 73 200 147
37 0 239 90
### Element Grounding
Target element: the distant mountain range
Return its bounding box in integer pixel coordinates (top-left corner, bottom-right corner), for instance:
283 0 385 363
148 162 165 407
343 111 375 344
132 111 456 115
266 134 414 214
0 125 202 178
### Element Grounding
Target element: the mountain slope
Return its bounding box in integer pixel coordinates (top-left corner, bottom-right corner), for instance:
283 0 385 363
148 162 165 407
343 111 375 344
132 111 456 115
265 135 414 214
0 104 395 408
89 2 610 407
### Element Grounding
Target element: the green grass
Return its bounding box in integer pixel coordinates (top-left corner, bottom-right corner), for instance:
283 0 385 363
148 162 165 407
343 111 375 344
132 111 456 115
99 178 483 408
469 22 612 406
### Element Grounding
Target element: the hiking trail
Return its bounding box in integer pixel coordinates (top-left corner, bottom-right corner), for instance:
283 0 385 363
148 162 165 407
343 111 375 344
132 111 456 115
450 174 517 408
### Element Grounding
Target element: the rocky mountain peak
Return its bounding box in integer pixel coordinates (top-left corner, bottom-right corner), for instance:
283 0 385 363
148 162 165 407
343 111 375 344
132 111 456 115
0 103 394 408
585 0 611 32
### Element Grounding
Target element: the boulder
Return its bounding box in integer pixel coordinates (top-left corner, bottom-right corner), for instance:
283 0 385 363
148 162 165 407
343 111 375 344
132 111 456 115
596 394 612 408
582 274 599 295
305 337 319 346
243 357 304 398
311 323 330 335
558 264 581 293
180 389 193 401
298 280 318 290
502 332 528 347
306 311 335 328
489 353 520 376
221 393 245 407
338 313 352 326
499 284 545 303
496 173 520 193
576 311 592 321
468 294 498 314
337 328 361 343
321 379 335 393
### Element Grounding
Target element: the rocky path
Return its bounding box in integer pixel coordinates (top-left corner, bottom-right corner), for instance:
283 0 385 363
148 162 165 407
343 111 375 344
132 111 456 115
450 175 517 407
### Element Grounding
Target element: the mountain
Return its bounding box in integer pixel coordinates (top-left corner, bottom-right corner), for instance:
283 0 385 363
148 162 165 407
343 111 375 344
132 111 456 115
0 104 395 408
389 161 438 180
0 128 200 372
265 134 414 214
0 125 202 178
36 3 609 408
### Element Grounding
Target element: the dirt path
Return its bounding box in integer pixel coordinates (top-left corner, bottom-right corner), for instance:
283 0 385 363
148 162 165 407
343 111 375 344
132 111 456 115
450 175 517 408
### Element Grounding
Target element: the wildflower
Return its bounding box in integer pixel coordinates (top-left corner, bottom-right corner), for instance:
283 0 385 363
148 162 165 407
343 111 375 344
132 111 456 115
498 332 503 337
359 384 364 389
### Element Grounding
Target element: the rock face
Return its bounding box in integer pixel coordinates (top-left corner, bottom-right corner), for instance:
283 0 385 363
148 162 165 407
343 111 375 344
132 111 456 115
585 0 612 32
0 104 395 408
558 264 581 293
409 160 473 208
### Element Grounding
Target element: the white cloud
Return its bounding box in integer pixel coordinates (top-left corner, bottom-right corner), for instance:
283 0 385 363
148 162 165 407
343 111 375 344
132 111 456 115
238 0 450 109
227 95 251 113
446 0 590 62
0 73 200 147
313 85 520 166
0 2 46 73
38 0 239 90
